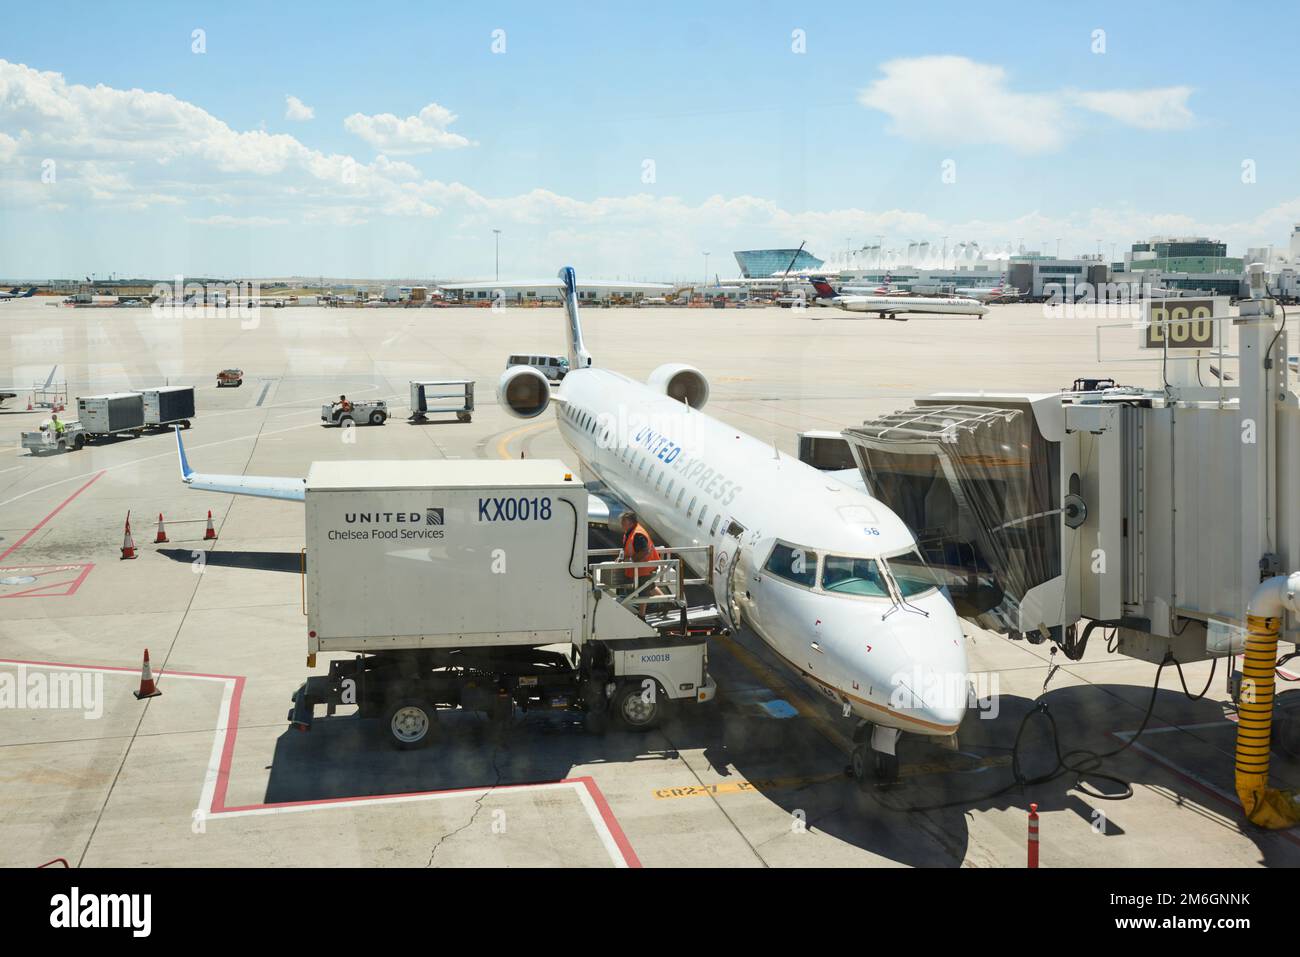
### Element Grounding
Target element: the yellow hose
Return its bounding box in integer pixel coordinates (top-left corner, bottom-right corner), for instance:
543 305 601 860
1234 612 1300 828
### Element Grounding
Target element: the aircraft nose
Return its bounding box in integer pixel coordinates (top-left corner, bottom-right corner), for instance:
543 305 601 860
886 618 970 732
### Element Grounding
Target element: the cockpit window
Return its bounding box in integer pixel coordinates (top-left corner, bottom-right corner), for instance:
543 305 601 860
886 548 942 598
821 555 890 597
764 543 818 588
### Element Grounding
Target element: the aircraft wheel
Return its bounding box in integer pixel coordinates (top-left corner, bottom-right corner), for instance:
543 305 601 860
850 743 872 789
874 750 900 784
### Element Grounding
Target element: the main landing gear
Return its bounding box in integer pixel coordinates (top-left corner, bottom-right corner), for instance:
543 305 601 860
848 722 901 787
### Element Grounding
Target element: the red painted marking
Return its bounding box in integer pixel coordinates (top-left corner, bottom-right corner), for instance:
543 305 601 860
0 657 639 866
0 470 106 563
572 775 643 868
0 563 94 599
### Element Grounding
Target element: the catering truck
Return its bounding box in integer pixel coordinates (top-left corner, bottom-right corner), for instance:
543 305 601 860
289 459 717 747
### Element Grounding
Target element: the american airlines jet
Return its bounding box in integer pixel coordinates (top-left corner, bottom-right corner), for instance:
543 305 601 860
173 266 971 782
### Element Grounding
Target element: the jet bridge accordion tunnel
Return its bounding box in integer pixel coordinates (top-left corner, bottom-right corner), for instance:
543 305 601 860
839 401 1066 643
838 383 1300 671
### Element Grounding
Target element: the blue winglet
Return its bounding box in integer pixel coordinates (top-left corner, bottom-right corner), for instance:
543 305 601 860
174 425 193 479
559 265 577 296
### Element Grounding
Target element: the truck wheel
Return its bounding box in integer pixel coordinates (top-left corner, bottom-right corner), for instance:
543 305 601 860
384 699 436 749
611 681 663 731
457 412 471 423
369 411 386 425
181 419 191 429
338 415 354 428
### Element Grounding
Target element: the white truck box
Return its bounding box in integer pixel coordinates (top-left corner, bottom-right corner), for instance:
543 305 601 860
305 459 587 652
142 385 196 425
77 392 144 433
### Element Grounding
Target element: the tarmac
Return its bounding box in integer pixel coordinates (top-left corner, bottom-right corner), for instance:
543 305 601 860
1 296 1297 868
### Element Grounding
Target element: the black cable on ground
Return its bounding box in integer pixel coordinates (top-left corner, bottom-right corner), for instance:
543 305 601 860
870 652 1217 813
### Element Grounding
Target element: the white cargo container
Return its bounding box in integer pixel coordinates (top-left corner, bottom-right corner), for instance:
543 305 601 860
305 459 585 653
76 392 144 434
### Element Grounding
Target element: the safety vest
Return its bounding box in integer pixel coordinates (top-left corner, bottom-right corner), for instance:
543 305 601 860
621 523 660 583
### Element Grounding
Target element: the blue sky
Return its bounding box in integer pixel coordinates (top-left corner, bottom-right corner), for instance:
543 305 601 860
1 0 1297 280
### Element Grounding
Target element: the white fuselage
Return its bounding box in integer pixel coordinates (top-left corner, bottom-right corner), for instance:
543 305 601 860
554 367 968 737
819 294 988 317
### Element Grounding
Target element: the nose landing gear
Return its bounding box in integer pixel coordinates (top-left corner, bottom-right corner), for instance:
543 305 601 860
848 722 901 786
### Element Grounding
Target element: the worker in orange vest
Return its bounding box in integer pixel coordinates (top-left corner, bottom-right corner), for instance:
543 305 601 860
618 511 664 614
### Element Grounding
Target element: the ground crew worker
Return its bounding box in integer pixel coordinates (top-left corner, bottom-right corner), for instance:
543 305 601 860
50 412 65 436
331 394 353 422
618 511 664 615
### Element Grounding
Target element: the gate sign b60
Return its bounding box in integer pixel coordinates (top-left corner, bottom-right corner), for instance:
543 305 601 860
1143 298 1223 350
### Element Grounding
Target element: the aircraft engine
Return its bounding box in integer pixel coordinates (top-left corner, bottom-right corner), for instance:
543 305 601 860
646 363 710 410
496 365 552 419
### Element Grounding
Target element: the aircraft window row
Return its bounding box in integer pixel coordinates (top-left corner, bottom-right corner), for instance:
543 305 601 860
563 405 600 436
624 446 730 544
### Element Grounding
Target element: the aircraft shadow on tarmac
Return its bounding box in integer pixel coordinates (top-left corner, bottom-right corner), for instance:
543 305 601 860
158 548 302 573
257 674 1300 866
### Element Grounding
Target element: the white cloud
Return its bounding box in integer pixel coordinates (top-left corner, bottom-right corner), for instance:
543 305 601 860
0 58 1278 281
284 94 314 121
343 102 472 154
858 56 1067 153
1070 86 1194 131
858 56 1195 152
186 214 289 227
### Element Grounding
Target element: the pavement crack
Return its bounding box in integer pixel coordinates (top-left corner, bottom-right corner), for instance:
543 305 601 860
426 738 504 867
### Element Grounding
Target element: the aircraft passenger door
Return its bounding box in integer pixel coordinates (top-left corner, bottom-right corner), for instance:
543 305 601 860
714 519 748 631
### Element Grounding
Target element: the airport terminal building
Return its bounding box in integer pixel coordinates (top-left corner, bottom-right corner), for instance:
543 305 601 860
734 248 824 278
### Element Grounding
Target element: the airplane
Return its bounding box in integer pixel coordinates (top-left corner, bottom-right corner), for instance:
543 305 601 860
0 364 58 409
839 272 906 297
808 278 988 320
172 266 971 782
953 275 1021 303
0 286 37 302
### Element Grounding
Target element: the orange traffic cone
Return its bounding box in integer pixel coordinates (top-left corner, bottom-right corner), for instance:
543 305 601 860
204 510 217 540
133 649 162 699
120 513 137 560
154 513 168 544
25 396 32 411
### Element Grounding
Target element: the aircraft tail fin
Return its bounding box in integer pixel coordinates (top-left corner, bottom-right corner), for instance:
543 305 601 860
809 278 838 300
559 266 593 369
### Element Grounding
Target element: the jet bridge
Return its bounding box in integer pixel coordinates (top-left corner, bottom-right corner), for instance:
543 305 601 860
818 284 1300 670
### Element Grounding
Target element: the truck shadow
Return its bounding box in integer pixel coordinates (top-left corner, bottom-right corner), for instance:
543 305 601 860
158 548 302 572
261 673 1300 866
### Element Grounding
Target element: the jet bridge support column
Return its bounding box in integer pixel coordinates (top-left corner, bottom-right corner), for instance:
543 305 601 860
1238 298 1283 611
1236 572 1300 828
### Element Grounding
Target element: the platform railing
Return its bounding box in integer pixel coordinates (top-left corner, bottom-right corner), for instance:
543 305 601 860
587 545 712 613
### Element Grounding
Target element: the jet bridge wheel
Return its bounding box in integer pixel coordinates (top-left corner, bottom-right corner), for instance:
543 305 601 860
383 699 437 749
